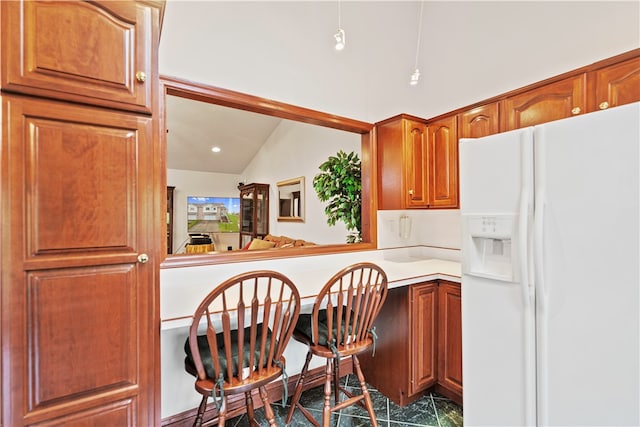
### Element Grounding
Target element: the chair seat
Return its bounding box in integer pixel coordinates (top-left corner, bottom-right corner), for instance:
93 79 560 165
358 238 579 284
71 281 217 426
184 325 273 381
187 360 285 395
293 310 373 358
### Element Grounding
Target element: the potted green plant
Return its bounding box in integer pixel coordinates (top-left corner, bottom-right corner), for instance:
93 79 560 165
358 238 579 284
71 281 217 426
312 150 362 243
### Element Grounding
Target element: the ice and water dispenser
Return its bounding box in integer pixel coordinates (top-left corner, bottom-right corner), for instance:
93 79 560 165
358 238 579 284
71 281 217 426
462 215 518 282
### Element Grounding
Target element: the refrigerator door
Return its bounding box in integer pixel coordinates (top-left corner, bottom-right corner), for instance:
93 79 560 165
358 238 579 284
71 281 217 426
460 128 536 427
534 102 639 426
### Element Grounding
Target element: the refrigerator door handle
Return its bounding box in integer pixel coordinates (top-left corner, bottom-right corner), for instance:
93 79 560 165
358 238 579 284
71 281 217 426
534 127 549 427
519 129 534 310
519 130 536 427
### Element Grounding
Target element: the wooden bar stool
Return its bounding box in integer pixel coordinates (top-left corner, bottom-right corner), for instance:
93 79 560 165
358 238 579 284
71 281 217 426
285 262 388 427
184 270 301 426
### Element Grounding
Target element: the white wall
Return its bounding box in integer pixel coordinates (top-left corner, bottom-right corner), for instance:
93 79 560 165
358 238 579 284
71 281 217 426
377 209 462 250
242 119 361 244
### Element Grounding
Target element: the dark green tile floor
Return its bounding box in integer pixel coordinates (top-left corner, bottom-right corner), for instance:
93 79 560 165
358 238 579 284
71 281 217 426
225 374 463 427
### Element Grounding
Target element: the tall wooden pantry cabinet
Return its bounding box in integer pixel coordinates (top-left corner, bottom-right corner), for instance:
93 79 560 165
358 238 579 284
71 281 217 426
0 2 165 426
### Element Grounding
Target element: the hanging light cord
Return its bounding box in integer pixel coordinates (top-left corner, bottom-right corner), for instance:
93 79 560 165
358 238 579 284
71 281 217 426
337 0 342 30
413 0 425 71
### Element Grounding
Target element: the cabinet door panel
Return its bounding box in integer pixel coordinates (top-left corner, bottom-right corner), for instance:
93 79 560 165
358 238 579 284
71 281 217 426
410 283 437 395
589 57 640 112
502 74 586 131
25 118 138 259
459 102 500 138
1 1 154 112
438 282 463 397
405 120 429 208
428 116 458 208
2 95 155 426
27 267 137 409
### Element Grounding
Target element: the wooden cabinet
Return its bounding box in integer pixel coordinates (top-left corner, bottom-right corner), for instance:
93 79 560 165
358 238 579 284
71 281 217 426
377 115 429 209
0 1 156 113
437 281 463 402
377 115 458 209
0 2 163 426
459 102 500 138
427 115 458 208
501 74 587 131
588 56 640 112
410 282 438 396
239 183 270 248
167 186 175 254
360 281 450 407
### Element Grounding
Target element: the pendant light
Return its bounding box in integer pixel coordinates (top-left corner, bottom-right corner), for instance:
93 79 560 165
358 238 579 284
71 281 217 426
334 0 345 51
410 1 425 85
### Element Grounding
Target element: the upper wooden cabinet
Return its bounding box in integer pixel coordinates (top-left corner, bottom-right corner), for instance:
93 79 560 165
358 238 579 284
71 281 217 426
427 115 458 208
377 115 429 209
0 1 158 113
501 74 587 131
588 56 640 112
377 114 458 209
458 102 500 139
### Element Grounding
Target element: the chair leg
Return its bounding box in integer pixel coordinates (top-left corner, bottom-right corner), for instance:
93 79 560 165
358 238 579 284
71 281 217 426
218 396 227 427
285 350 313 424
323 358 333 427
245 391 255 423
352 355 378 427
333 357 341 407
193 394 208 427
259 386 277 426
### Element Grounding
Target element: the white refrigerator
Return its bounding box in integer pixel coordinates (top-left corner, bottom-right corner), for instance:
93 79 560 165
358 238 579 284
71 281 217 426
459 102 639 426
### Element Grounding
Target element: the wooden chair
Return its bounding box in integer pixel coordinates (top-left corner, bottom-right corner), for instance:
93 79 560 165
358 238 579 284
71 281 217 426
285 262 388 427
184 270 301 426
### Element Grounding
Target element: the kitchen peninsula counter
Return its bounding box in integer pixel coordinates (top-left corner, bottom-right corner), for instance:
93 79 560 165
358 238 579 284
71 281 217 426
160 248 460 330
159 246 461 419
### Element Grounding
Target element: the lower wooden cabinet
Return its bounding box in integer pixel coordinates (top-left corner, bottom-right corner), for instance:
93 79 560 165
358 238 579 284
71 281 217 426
410 282 438 396
360 280 462 406
436 281 463 401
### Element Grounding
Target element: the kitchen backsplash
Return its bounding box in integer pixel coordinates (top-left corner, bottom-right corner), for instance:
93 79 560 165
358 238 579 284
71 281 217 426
377 209 461 251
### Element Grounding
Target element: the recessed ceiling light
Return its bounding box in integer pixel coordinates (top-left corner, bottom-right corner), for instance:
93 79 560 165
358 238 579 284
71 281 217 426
211 146 221 153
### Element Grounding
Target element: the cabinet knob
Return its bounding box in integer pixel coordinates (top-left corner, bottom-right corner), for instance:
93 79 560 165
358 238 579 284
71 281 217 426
571 107 581 115
135 71 147 83
408 189 414 195
599 101 609 110
137 253 149 264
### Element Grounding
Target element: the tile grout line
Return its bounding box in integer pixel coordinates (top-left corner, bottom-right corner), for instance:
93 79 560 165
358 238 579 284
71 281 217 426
385 395 391 427
430 393 442 427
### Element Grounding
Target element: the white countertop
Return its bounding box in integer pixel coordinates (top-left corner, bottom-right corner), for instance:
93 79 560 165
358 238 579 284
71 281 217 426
160 249 461 331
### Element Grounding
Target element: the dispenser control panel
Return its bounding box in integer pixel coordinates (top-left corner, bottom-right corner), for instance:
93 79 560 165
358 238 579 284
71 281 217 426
463 215 517 282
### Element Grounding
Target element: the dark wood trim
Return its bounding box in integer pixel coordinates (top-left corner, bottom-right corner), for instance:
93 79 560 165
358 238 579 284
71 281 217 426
161 358 354 426
161 75 372 134
160 76 376 268
161 243 378 269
